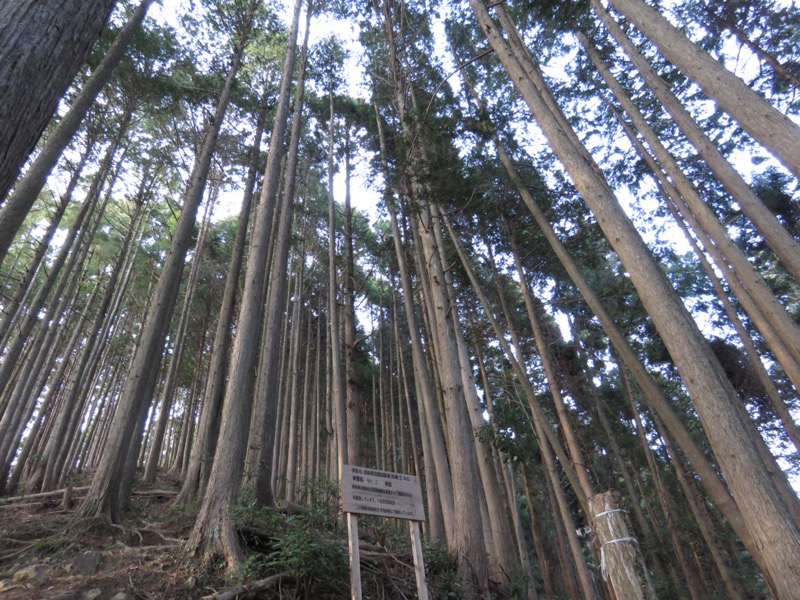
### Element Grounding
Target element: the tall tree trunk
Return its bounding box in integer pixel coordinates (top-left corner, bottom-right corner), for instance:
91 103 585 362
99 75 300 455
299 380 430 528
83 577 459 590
73 8 253 523
605 95 800 453
174 110 264 505
412 200 487 588
606 0 800 179
283 263 306 501
0 130 96 347
591 2 800 284
0 0 117 204
343 132 360 469
580 28 800 385
327 89 348 479
454 52 752 558
377 102 454 541
249 14 310 504
143 190 215 484
186 0 302 567
0 120 128 399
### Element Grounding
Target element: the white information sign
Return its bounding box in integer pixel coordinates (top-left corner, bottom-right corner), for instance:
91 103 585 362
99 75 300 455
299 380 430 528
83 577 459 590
341 464 426 522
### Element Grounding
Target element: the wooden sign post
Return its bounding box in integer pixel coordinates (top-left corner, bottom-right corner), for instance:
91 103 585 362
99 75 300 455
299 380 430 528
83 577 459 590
341 464 429 600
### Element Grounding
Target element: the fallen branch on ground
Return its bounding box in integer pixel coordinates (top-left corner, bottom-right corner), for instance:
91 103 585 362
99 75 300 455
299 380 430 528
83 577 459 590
201 572 293 600
275 499 307 515
0 487 90 504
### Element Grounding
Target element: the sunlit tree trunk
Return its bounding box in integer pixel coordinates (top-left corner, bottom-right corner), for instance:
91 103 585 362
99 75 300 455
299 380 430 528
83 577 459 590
592 1 800 284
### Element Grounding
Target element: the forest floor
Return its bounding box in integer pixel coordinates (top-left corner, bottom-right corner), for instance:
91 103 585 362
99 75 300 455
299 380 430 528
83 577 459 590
0 477 487 599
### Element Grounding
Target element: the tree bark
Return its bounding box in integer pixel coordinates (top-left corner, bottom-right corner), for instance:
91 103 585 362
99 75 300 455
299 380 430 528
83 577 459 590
0 0 153 264
174 110 264 505
592 1 800 285
73 9 252 523
250 15 310 504
0 0 117 203
187 0 302 567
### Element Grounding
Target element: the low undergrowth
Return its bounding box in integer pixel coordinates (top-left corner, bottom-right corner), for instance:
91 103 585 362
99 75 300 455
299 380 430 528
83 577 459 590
0 476 501 599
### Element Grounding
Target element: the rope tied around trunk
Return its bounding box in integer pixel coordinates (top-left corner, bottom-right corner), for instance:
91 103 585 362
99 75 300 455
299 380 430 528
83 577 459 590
599 536 638 581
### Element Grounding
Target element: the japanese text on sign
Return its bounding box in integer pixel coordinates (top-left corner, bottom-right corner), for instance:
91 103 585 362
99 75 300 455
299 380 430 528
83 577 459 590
341 464 426 522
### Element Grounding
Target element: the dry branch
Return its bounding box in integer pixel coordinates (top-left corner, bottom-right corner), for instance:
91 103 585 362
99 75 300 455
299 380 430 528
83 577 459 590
201 572 292 600
275 498 307 515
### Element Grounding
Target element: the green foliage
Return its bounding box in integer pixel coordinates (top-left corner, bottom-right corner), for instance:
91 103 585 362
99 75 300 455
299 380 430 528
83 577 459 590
311 35 349 94
228 480 348 595
297 477 343 530
265 523 348 588
226 553 271 587
423 539 471 598
229 487 287 533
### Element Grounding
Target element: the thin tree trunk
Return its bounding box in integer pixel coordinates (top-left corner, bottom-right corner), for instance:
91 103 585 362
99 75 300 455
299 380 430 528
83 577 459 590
249 15 310 504
0 130 95 347
143 190 215 483
284 264 306 501
471 6 800 593
174 109 264 505
327 89 348 480
592 1 800 284
342 133 360 468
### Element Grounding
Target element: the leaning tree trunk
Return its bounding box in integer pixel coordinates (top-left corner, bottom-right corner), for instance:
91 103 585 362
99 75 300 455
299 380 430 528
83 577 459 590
0 0 153 265
0 121 127 400
467 0 767 564
454 53 750 555
607 96 800 454
186 0 302 568
143 193 215 484
592 2 800 285
606 0 800 180
470 3 800 595
173 109 264 506
72 9 253 524
579 28 800 381
0 130 96 347
0 0 117 205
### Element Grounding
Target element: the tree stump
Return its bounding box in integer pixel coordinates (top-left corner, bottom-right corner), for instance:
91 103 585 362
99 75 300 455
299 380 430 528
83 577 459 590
589 491 656 600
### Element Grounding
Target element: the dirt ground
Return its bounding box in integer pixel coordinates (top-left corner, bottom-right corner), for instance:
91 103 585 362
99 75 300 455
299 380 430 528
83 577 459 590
0 480 467 600
0 482 229 600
